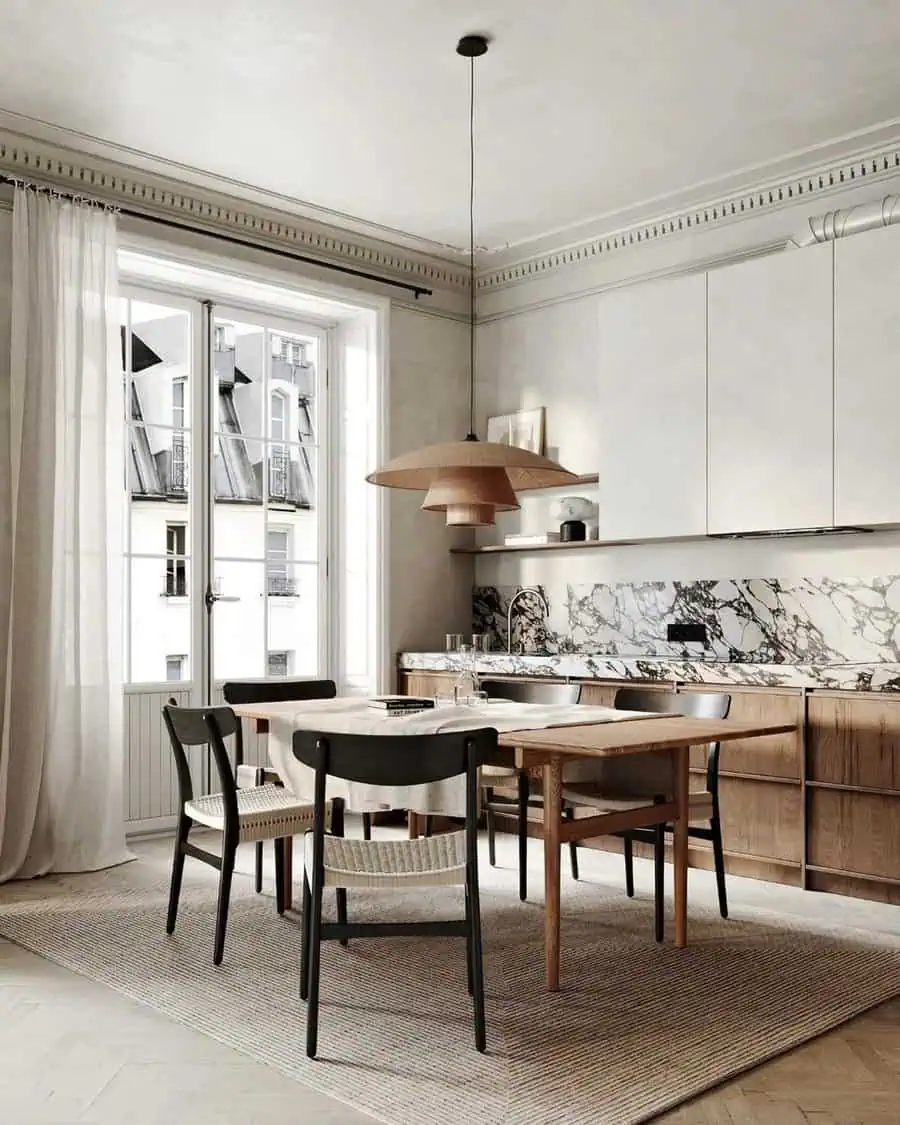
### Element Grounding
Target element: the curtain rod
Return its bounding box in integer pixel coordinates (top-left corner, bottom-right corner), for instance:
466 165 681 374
0 174 433 298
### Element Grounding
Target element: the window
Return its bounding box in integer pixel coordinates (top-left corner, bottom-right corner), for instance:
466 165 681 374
267 650 292 678
165 523 187 597
266 528 294 595
270 390 287 442
172 377 186 429
166 655 186 681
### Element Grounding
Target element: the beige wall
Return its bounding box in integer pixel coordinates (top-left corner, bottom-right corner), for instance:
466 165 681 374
388 306 473 663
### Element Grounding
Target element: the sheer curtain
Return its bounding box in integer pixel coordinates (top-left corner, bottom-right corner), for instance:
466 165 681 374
0 188 130 880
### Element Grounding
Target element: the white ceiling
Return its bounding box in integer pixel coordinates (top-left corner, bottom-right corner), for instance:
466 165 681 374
2 0 900 255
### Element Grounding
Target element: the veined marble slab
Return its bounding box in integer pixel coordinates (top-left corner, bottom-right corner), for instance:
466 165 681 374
475 576 900 666
398 651 900 693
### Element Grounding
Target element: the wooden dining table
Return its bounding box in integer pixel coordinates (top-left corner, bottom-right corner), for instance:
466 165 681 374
234 700 796 991
493 716 797 990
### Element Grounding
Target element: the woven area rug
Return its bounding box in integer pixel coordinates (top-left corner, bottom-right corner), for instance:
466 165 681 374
2 839 900 1125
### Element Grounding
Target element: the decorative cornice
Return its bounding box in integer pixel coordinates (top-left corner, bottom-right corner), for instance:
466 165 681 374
477 142 900 293
0 127 471 295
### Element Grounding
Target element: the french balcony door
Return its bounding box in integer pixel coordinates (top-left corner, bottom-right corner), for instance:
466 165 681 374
121 287 329 707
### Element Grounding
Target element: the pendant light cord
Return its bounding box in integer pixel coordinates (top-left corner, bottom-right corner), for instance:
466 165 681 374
467 51 477 439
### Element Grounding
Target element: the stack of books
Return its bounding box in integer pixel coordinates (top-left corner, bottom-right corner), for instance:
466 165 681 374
503 531 561 546
368 695 436 712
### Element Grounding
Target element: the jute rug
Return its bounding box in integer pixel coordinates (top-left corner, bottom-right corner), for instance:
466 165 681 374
2 838 900 1125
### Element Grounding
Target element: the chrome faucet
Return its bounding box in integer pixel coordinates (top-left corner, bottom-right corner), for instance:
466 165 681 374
507 586 550 654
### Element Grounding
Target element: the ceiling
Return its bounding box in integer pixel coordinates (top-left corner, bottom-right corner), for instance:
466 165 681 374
1 0 900 256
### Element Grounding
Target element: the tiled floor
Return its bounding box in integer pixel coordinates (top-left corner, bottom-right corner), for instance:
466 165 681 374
4 829 900 1124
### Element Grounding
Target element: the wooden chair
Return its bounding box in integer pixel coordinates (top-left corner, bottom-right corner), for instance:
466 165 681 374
612 687 732 920
162 701 340 965
564 686 731 941
222 679 374 895
294 726 495 1058
480 679 582 901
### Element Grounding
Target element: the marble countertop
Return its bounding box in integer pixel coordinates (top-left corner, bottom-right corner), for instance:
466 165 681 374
398 651 900 693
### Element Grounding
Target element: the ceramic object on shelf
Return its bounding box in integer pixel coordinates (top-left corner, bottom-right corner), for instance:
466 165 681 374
550 495 597 541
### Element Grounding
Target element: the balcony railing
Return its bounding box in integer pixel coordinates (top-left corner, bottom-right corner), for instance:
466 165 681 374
266 573 297 597
170 433 188 494
162 571 187 598
268 447 290 502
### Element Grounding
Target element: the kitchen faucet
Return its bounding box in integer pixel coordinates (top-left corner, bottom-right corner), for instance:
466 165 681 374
507 586 550 654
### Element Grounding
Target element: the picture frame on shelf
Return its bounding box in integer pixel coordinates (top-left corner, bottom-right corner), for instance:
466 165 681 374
486 407 545 454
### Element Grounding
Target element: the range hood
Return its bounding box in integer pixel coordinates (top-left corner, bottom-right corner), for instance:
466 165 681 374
708 525 873 541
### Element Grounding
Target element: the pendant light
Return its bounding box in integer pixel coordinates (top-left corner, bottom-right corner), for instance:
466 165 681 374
366 33 578 527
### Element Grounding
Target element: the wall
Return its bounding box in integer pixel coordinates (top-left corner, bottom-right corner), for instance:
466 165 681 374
388 306 473 662
472 174 900 631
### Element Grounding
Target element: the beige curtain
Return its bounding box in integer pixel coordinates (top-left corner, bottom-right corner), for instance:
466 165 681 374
0 187 130 879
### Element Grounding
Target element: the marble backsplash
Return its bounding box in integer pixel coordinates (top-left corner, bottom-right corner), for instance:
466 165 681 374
473 577 900 665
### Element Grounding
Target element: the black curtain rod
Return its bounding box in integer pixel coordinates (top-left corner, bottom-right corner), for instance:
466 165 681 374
0 175 433 298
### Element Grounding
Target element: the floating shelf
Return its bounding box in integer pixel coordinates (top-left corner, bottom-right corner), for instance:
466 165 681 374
452 531 703 555
542 473 598 488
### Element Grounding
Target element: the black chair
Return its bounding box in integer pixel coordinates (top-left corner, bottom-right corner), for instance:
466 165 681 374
222 679 374 895
162 701 339 965
480 679 582 901
612 687 732 921
294 726 495 1058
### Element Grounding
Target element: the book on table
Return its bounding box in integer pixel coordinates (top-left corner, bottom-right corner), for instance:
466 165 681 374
368 696 435 711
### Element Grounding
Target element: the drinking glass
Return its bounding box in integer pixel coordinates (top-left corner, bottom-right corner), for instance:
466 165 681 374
445 633 464 653
467 689 489 707
471 633 491 653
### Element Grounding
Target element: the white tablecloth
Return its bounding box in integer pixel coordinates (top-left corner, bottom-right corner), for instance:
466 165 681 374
266 697 651 816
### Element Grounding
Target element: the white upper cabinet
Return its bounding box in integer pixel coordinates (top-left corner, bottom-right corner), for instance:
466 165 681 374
834 221 900 526
596 272 708 540
707 242 834 535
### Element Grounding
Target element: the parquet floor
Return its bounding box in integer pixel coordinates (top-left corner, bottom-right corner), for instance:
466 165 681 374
658 997 900 1123
4 832 900 1124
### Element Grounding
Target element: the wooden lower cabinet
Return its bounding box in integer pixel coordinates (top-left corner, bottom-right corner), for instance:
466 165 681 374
398 670 900 904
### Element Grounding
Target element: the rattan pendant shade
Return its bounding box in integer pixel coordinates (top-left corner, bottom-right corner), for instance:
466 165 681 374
366 439 577 526
365 33 578 527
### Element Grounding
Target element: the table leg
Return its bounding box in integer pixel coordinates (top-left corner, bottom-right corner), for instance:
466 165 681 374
673 745 689 948
283 837 293 911
408 811 420 839
543 758 563 992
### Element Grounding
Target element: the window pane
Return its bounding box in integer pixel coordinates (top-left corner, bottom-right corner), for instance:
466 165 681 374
267 507 316 563
213 435 265 561
267 442 316 510
212 561 265 680
127 302 191 429
129 425 190 500
270 331 317 444
214 318 264 439
267 563 318 676
129 557 191 684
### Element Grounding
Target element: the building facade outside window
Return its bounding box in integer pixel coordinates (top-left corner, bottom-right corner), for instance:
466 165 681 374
266 650 292 678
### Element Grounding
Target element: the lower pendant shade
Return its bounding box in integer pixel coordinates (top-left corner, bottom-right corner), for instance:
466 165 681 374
366 438 579 527
421 466 519 527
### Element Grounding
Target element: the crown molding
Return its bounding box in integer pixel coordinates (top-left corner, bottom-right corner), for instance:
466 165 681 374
0 119 470 295
477 135 900 293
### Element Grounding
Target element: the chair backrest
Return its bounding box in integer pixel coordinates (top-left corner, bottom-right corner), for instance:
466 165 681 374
613 687 731 793
614 686 730 721
162 703 242 820
292 727 497 788
481 679 582 706
222 678 337 705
